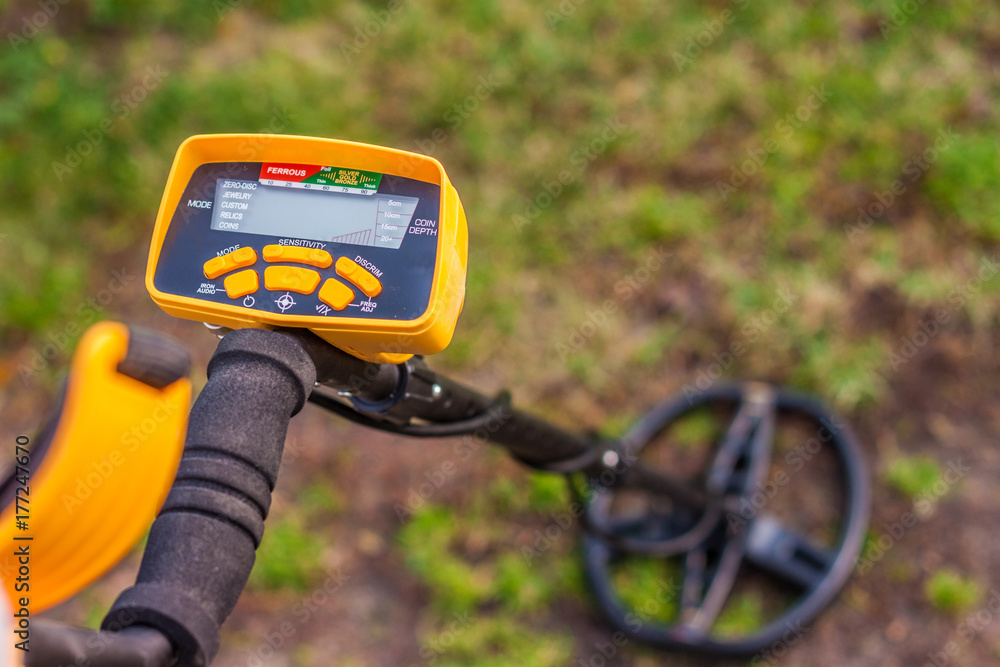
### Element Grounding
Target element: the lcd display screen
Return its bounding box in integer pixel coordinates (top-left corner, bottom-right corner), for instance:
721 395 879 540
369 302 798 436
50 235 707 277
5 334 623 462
210 179 419 250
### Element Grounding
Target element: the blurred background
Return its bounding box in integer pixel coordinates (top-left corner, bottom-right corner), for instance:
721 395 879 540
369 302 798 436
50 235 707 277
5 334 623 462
1 1 999 665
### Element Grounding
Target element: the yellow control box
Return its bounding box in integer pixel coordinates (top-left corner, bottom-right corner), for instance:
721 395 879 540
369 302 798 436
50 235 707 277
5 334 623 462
146 134 468 363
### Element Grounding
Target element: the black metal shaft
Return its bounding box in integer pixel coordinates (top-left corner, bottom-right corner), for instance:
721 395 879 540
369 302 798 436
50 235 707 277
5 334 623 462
284 330 603 466
281 329 707 509
27 622 174 667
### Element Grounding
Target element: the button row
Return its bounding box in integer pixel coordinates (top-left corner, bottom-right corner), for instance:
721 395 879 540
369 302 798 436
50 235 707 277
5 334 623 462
204 246 383 299
219 267 356 312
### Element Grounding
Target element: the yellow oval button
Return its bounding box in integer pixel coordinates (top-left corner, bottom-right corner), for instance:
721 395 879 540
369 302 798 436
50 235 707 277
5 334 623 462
318 279 355 311
335 257 382 298
264 266 321 294
262 244 333 268
203 247 257 279
203 256 228 280
233 247 257 264
224 270 259 299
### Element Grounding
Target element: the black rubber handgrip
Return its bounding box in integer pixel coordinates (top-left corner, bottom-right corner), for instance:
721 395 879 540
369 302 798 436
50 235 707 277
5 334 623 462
102 329 316 666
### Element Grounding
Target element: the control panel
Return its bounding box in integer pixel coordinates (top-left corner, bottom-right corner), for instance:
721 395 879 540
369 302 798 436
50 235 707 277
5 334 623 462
147 135 468 363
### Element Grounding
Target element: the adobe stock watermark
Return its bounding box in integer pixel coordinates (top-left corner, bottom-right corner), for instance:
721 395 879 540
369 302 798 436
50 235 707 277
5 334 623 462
393 404 511 521
178 107 295 227
520 500 587 564
395 72 505 178
213 0 246 16
844 126 958 243
407 611 473 667
243 568 351 667
885 255 998 372
59 390 188 514
545 0 586 28
555 245 672 360
233 107 296 159
7 0 70 51
681 287 798 402
575 577 679 667
4 606 146 661
512 115 629 231
748 621 810 666
725 416 844 530
17 268 136 383
521 450 643 564
923 589 1000 667
878 0 930 37
716 85 831 200
52 65 170 180
340 0 407 62
855 457 969 576
671 0 752 72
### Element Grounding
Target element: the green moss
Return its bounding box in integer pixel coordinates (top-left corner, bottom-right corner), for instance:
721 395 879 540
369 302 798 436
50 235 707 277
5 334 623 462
526 473 569 513
398 502 581 615
398 505 493 614
249 516 326 592
432 616 574 667
298 482 345 518
608 556 679 625
925 569 980 615
670 409 722 450
925 133 1000 241
715 593 766 638
885 456 943 500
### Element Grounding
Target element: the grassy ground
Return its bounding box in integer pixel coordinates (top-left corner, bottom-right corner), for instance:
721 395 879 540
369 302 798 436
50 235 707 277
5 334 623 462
2 0 1000 664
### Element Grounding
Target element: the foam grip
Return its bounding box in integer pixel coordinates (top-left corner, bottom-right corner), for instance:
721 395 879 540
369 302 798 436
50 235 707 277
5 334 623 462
102 329 316 666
